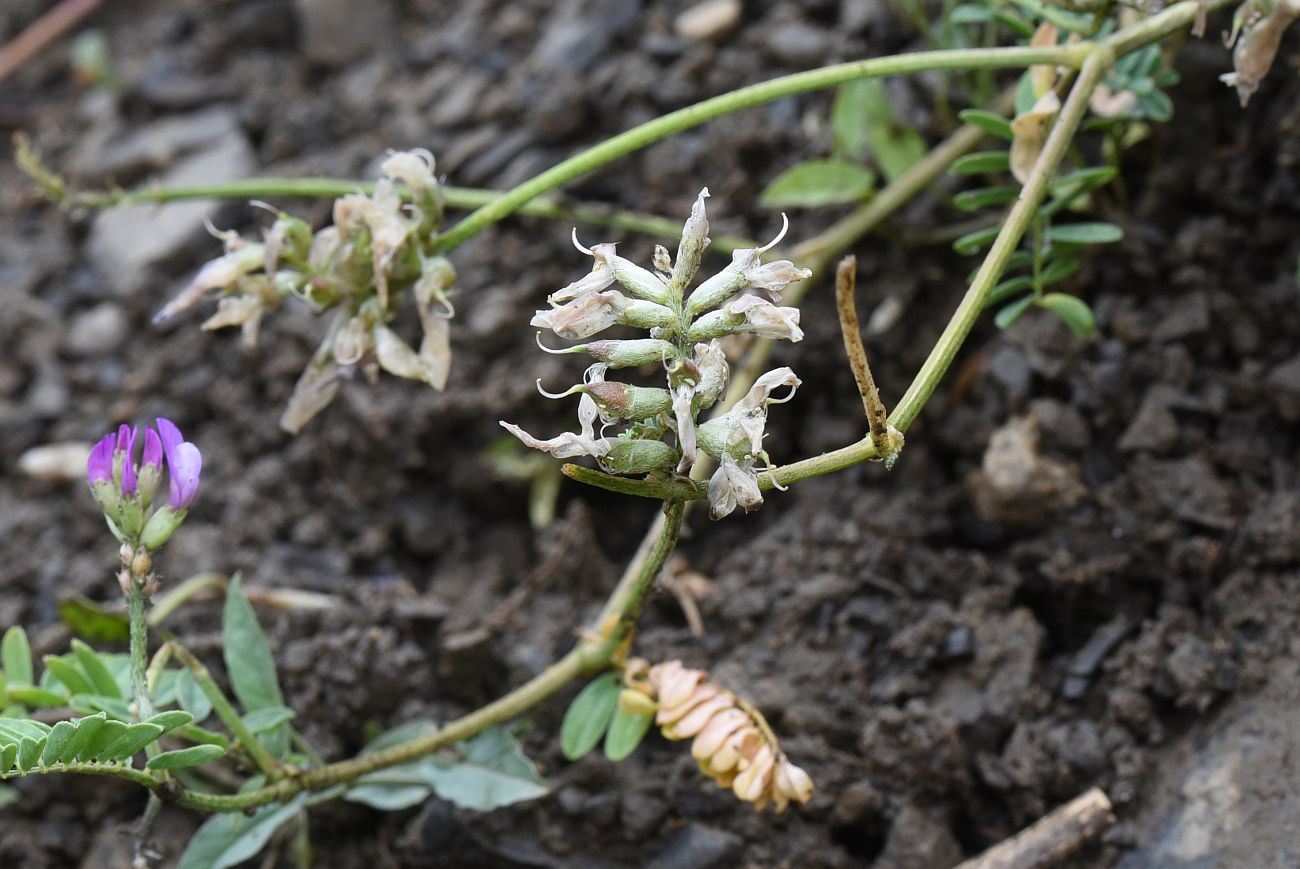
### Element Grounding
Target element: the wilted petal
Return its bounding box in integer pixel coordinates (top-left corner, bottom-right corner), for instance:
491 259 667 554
708 453 763 519
373 325 429 382
741 259 811 303
498 421 610 459
531 290 630 340
548 261 616 304
201 296 263 335
691 708 749 761
1221 0 1300 106
673 384 697 471
280 357 344 434
725 295 804 342
1010 91 1060 184
381 148 437 192
154 243 265 324
693 340 729 409
736 367 801 412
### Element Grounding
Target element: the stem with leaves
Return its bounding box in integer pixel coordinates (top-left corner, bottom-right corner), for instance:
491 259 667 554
160 500 684 813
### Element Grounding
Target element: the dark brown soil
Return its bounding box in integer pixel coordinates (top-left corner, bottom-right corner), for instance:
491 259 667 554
2 1 1299 867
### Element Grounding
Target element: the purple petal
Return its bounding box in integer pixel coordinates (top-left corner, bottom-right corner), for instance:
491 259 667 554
156 418 184 460
116 424 139 494
167 442 203 509
142 428 163 470
87 434 115 485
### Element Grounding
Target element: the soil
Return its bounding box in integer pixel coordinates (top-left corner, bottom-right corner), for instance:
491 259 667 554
2 1 1299 867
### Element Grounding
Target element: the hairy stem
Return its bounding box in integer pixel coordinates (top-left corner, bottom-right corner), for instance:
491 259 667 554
127 583 154 724
166 500 686 813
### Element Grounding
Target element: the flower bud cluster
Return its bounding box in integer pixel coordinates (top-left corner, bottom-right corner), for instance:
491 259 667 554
155 150 457 432
500 189 810 519
86 418 201 552
622 658 814 813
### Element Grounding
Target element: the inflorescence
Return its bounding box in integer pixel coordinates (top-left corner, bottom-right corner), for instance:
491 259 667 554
500 189 811 519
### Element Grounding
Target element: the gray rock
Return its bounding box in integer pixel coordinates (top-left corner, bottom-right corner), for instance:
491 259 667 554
1152 292 1210 342
26 362 69 418
646 824 743 869
876 803 964 869
763 22 833 67
66 303 128 356
1118 390 1179 453
1120 654 1300 868
294 0 392 67
967 417 1085 528
1266 353 1300 420
87 127 256 295
675 0 742 42
74 105 245 180
532 0 641 73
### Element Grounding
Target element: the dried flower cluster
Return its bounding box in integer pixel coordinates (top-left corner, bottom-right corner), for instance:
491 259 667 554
156 150 456 432
501 189 810 518
86 418 201 552
623 658 814 812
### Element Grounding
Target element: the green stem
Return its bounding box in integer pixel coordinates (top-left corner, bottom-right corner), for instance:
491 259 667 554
431 44 1088 254
167 500 686 814
168 644 282 782
890 47 1110 431
64 181 756 254
565 55 1113 504
127 583 154 724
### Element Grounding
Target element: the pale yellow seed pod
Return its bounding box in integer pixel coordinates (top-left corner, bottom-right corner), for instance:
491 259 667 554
664 695 734 740
690 708 749 762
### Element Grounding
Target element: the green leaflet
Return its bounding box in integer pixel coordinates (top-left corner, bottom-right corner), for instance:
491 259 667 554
560 673 620 761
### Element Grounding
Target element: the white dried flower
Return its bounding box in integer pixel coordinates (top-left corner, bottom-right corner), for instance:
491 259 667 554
499 392 611 459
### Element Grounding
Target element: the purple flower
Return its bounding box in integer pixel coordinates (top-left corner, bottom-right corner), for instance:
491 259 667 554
116 424 139 495
87 434 115 485
156 418 202 509
142 428 163 473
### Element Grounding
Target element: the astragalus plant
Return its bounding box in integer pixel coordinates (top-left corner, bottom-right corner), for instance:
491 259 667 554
8 0 1298 864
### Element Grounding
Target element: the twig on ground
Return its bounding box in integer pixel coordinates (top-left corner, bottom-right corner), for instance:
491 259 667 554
0 0 102 84
956 787 1115 869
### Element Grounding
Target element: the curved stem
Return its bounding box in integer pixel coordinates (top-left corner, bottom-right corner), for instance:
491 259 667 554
167 643 282 782
566 52 1114 503
431 44 1088 254
59 179 756 253
167 500 685 814
890 47 1111 431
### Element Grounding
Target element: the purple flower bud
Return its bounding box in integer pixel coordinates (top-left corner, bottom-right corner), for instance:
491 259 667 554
87 434 115 485
116 424 139 495
142 428 163 471
156 418 203 510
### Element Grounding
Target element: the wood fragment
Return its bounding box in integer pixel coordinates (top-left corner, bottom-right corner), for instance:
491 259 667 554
834 255 889 445
0 0 103 85
956 787 1115 869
